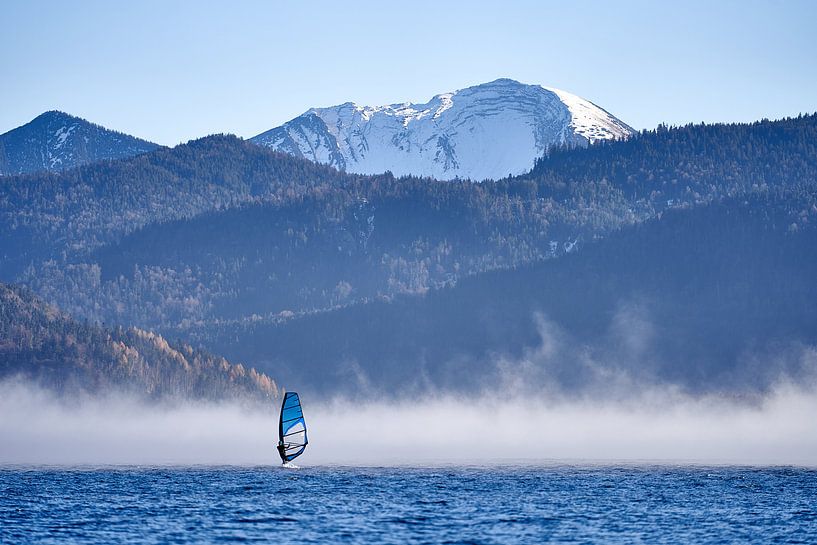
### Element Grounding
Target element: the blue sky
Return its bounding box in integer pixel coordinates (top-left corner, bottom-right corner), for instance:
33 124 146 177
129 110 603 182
2 0 816 145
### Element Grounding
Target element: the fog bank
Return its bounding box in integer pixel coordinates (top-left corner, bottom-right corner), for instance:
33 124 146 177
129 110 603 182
1 381 816 466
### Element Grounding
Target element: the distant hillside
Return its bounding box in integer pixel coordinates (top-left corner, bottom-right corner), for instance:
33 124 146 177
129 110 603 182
85 182 599 325
196 194 817 397
525 114 817 202
0 134 354 279
16 114 817 337
2 114 817 384
5 134 635 330
0 282 278 402
0 111 159 175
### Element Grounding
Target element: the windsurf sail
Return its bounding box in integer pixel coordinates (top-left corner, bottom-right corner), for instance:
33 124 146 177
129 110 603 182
277 391 308 464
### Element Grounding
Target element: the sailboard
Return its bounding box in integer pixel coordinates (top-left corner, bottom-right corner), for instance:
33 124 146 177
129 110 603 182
277 391 308 465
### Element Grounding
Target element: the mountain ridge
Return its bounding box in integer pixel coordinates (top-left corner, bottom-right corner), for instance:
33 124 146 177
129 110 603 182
8 114 817 343
0 110 159 175
252 78 634 180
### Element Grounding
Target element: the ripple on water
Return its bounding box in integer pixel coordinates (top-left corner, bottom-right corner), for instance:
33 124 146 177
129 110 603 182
0 466 815 544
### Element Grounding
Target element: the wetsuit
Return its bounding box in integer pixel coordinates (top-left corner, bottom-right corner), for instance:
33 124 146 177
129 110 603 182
277 442 287 464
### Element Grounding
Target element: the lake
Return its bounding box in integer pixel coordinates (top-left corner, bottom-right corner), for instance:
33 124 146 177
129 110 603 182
1 465 815 544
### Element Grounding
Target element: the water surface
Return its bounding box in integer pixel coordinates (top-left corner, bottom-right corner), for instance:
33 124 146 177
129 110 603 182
1 465 815 544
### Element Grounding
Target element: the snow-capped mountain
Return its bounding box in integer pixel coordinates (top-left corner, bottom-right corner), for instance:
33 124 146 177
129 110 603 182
0 111 159 176
252 79 634 180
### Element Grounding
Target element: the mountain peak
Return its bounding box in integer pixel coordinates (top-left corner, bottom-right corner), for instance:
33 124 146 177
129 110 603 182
252 80 634 180
34 110 77 121
0 111 159 176
482 77 525 86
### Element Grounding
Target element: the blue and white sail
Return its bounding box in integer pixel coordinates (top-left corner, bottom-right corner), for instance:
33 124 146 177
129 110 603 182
277 392 308 463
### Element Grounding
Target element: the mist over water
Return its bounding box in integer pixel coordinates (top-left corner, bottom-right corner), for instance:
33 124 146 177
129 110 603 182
488 309 817 399
5 306 815 467
2 379 816 466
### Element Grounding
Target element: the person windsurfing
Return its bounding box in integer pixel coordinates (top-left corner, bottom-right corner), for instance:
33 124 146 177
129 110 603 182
277 391 308 466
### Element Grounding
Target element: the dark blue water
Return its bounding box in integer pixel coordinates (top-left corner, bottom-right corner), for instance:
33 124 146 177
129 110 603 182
1 465 815 544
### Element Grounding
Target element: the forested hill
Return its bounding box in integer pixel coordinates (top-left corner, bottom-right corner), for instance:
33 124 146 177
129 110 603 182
4 114 817 397
19 114 817 337
0 282 278 403
198 193 817 397
526 113 817 202
0 134 359 278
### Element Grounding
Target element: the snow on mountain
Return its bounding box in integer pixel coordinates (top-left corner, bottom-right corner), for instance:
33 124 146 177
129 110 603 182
252 79 634 181
0 111 159 176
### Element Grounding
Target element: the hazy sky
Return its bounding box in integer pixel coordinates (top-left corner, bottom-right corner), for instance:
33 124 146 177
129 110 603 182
2 0 816 145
